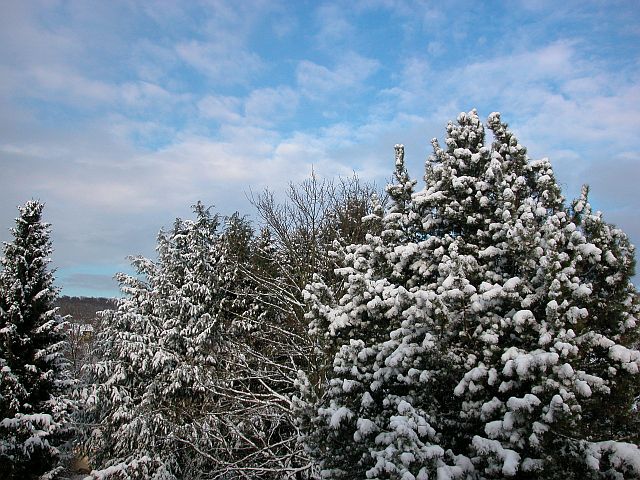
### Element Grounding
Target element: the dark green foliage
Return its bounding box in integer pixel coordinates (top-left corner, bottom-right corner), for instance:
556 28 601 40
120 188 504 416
0 201 74 479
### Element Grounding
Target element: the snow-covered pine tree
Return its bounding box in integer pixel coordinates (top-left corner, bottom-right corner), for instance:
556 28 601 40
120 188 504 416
301 144 430 479
303 110 640 479
80 203 229 479
0 200 74 479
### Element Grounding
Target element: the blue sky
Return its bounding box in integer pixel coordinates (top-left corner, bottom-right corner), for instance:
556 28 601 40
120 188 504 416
1 0 639 297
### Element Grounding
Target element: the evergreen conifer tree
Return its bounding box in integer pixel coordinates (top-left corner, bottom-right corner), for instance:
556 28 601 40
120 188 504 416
80 204 297 478
304 111 640 479
80 203 228 478
0 200 74 479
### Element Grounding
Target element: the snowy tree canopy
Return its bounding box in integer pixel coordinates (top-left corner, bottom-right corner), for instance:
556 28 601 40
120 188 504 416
0 200 74 479
79 203 231 478
78 174 383 479
80 204 312 478
303 110 640 480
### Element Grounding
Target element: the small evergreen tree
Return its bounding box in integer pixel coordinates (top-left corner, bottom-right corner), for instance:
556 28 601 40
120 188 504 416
0 200 74 479
303 111 640 479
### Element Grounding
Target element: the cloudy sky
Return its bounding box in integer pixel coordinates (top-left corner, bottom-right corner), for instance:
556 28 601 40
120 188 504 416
1 0 639 297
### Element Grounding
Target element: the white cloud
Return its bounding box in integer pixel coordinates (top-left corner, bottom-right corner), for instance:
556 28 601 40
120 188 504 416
0 2 82 68
245 86 299 124
198 87 298 126
0 143 70 160
296 53 380 98
148 133 276 184
8 64 117 104
198 94 244 122
175 40 264 85
120 81 188 108
314 3 355 49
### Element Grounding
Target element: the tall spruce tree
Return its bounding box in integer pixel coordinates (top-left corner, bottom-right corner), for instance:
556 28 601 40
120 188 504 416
79 203 231 478
303 111 640 479
0 200 74 479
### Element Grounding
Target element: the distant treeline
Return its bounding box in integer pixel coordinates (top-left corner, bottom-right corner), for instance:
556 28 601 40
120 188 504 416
55 296 115 324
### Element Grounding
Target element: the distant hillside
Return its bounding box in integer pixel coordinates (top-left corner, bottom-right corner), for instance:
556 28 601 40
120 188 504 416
56 296 116 324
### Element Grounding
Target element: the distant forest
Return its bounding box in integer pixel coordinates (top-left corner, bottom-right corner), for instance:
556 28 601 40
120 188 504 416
55 296 115 324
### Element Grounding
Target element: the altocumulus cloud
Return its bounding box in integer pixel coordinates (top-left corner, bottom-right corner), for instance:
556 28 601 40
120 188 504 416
0 0 638 296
